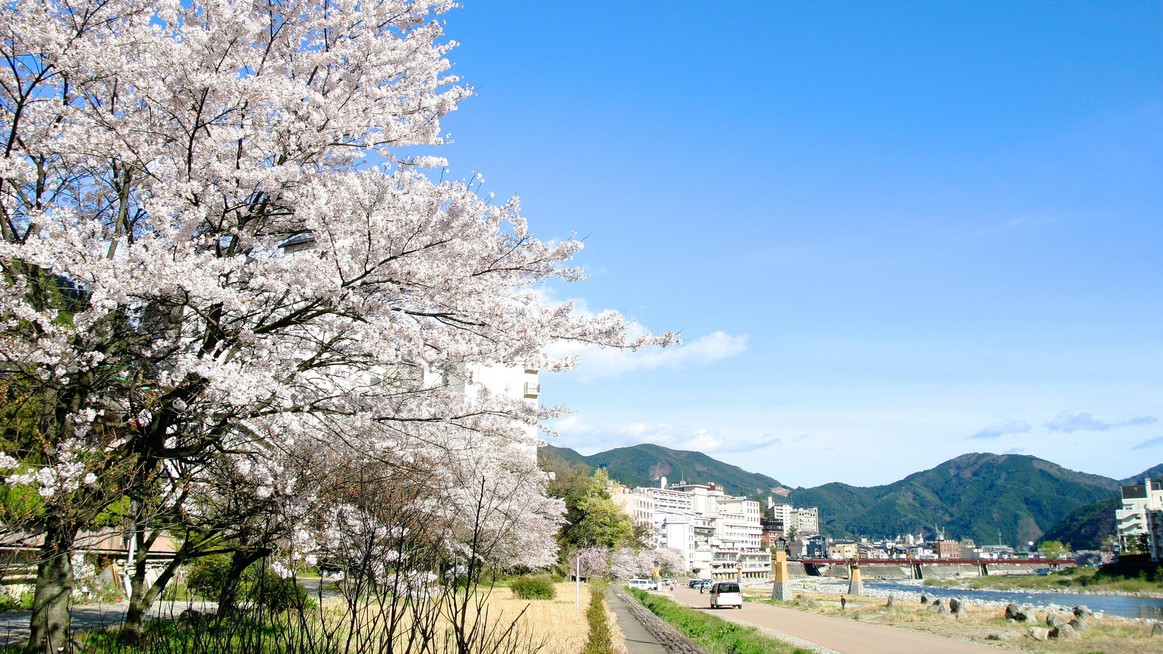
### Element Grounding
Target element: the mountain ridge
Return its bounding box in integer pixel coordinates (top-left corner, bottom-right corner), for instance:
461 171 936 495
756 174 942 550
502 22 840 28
540 443 1150 548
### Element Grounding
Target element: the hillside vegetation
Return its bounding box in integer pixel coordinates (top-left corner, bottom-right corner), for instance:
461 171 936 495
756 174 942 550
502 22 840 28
789 453 1120 544
540 444 1148 546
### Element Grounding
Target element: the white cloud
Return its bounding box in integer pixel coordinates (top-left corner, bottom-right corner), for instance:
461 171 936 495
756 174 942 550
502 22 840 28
548 331 748 381
1044 411 1157 433
549 416 777 455
528 288 747 380
971 419 1031 440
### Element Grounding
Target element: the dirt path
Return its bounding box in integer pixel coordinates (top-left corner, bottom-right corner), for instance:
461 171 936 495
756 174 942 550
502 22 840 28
670 586 1005 654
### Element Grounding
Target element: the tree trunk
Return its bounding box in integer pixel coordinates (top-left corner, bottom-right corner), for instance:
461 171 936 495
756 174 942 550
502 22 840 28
25 522 79 654
216 549 265 617
121 541 188 643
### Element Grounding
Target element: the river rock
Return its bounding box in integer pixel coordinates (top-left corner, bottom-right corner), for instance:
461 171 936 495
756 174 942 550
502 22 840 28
1005 603 1029 622
1028 627 1050 641
919 594 928 604
949 598 965 616
1046 612 1066 629
1051 624 1077 639
1073 605 1093 618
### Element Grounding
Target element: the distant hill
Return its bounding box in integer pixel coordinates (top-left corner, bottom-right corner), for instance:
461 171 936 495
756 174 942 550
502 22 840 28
1123 465 1163 484
788 453 1121 546
539 443 784 497
1042 468 1161 551
540 444 1153 549
1040 497 1120 550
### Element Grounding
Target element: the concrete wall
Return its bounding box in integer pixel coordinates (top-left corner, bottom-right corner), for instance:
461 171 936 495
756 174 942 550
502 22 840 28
919 564 981 579
985 563 1045 576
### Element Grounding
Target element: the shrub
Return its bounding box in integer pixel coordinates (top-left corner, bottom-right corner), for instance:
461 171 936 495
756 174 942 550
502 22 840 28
185 554 233 601
186 555 308 611
0 591 33 613
509 575 556 600
247 568 308 612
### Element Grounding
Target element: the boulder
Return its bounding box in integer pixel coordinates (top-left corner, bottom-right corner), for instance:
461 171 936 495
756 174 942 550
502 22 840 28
987 632 1015 641
1152 622 1163 637
1028 627 1050 641
1069 617 1088 632
1046 612 1066 629
885 594 895 609
1073 604 1093 618
1004 603 1029 622
1050 624 1077 639
949 598 965 616
919 594 928 604
177 608 215 633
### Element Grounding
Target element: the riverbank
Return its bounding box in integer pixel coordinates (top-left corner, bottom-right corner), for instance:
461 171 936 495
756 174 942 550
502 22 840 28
788 578 1163 621
757 588 1163 654
922 567 1163 598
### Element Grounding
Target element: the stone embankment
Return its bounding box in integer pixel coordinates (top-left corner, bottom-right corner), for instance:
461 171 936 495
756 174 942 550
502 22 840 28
609 588 706 654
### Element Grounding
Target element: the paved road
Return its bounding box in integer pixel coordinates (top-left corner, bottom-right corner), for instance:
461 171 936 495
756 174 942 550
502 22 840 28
670 586 1005 654
0 600 214 649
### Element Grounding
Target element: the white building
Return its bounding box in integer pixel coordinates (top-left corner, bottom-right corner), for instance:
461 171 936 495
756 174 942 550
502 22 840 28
1117 478 1163 559
610 486 656 545
794 507 820 536
615 481 769 580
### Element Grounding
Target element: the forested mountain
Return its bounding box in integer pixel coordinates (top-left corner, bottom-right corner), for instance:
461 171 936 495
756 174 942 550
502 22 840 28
1123 465 1163 484
539 443 784 497
1040 498 1120 550
788 453 1120 546
540 443 1146 548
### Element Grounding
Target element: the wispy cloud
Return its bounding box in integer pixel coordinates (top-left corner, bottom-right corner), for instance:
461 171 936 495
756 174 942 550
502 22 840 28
551 416 777 455
1003 447 1025 455
1044 411 1157 433
971 419 1031 440
1133 436 1163 450
533 289 747 381
615 423 778 454
548 330 748 381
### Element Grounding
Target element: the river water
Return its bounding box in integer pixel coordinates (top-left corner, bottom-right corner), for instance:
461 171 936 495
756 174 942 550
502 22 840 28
804 580 1163 620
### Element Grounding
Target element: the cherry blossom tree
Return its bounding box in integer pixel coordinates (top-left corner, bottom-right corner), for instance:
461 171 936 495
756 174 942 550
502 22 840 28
0 0 671 649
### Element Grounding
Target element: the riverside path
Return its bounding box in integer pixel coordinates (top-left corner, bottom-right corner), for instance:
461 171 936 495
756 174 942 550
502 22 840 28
669 585 1005 654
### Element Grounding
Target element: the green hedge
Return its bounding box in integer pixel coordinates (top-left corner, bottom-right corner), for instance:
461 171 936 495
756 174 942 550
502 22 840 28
509 575 557 600
582 581 614 654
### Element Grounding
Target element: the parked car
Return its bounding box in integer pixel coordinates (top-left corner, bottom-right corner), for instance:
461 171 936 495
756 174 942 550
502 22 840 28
627 578 658 591
709 581 742 609
691 578 714 591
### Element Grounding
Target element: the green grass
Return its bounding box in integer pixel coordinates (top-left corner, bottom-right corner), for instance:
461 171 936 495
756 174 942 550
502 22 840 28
627 588 812 654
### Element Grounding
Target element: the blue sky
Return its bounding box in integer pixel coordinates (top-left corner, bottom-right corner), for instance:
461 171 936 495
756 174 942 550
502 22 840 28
436 1 1162 488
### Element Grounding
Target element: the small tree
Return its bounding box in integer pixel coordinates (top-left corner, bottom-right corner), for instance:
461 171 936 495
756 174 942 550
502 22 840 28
1037 540 1072 561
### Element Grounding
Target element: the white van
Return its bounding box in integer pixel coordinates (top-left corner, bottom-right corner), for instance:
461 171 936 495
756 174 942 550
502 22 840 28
709 581 742 608
627 578 657 591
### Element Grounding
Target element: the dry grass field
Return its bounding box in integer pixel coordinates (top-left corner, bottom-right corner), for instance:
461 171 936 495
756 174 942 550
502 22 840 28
773 591 1163 654
476 582 598 654
309 581 601 654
